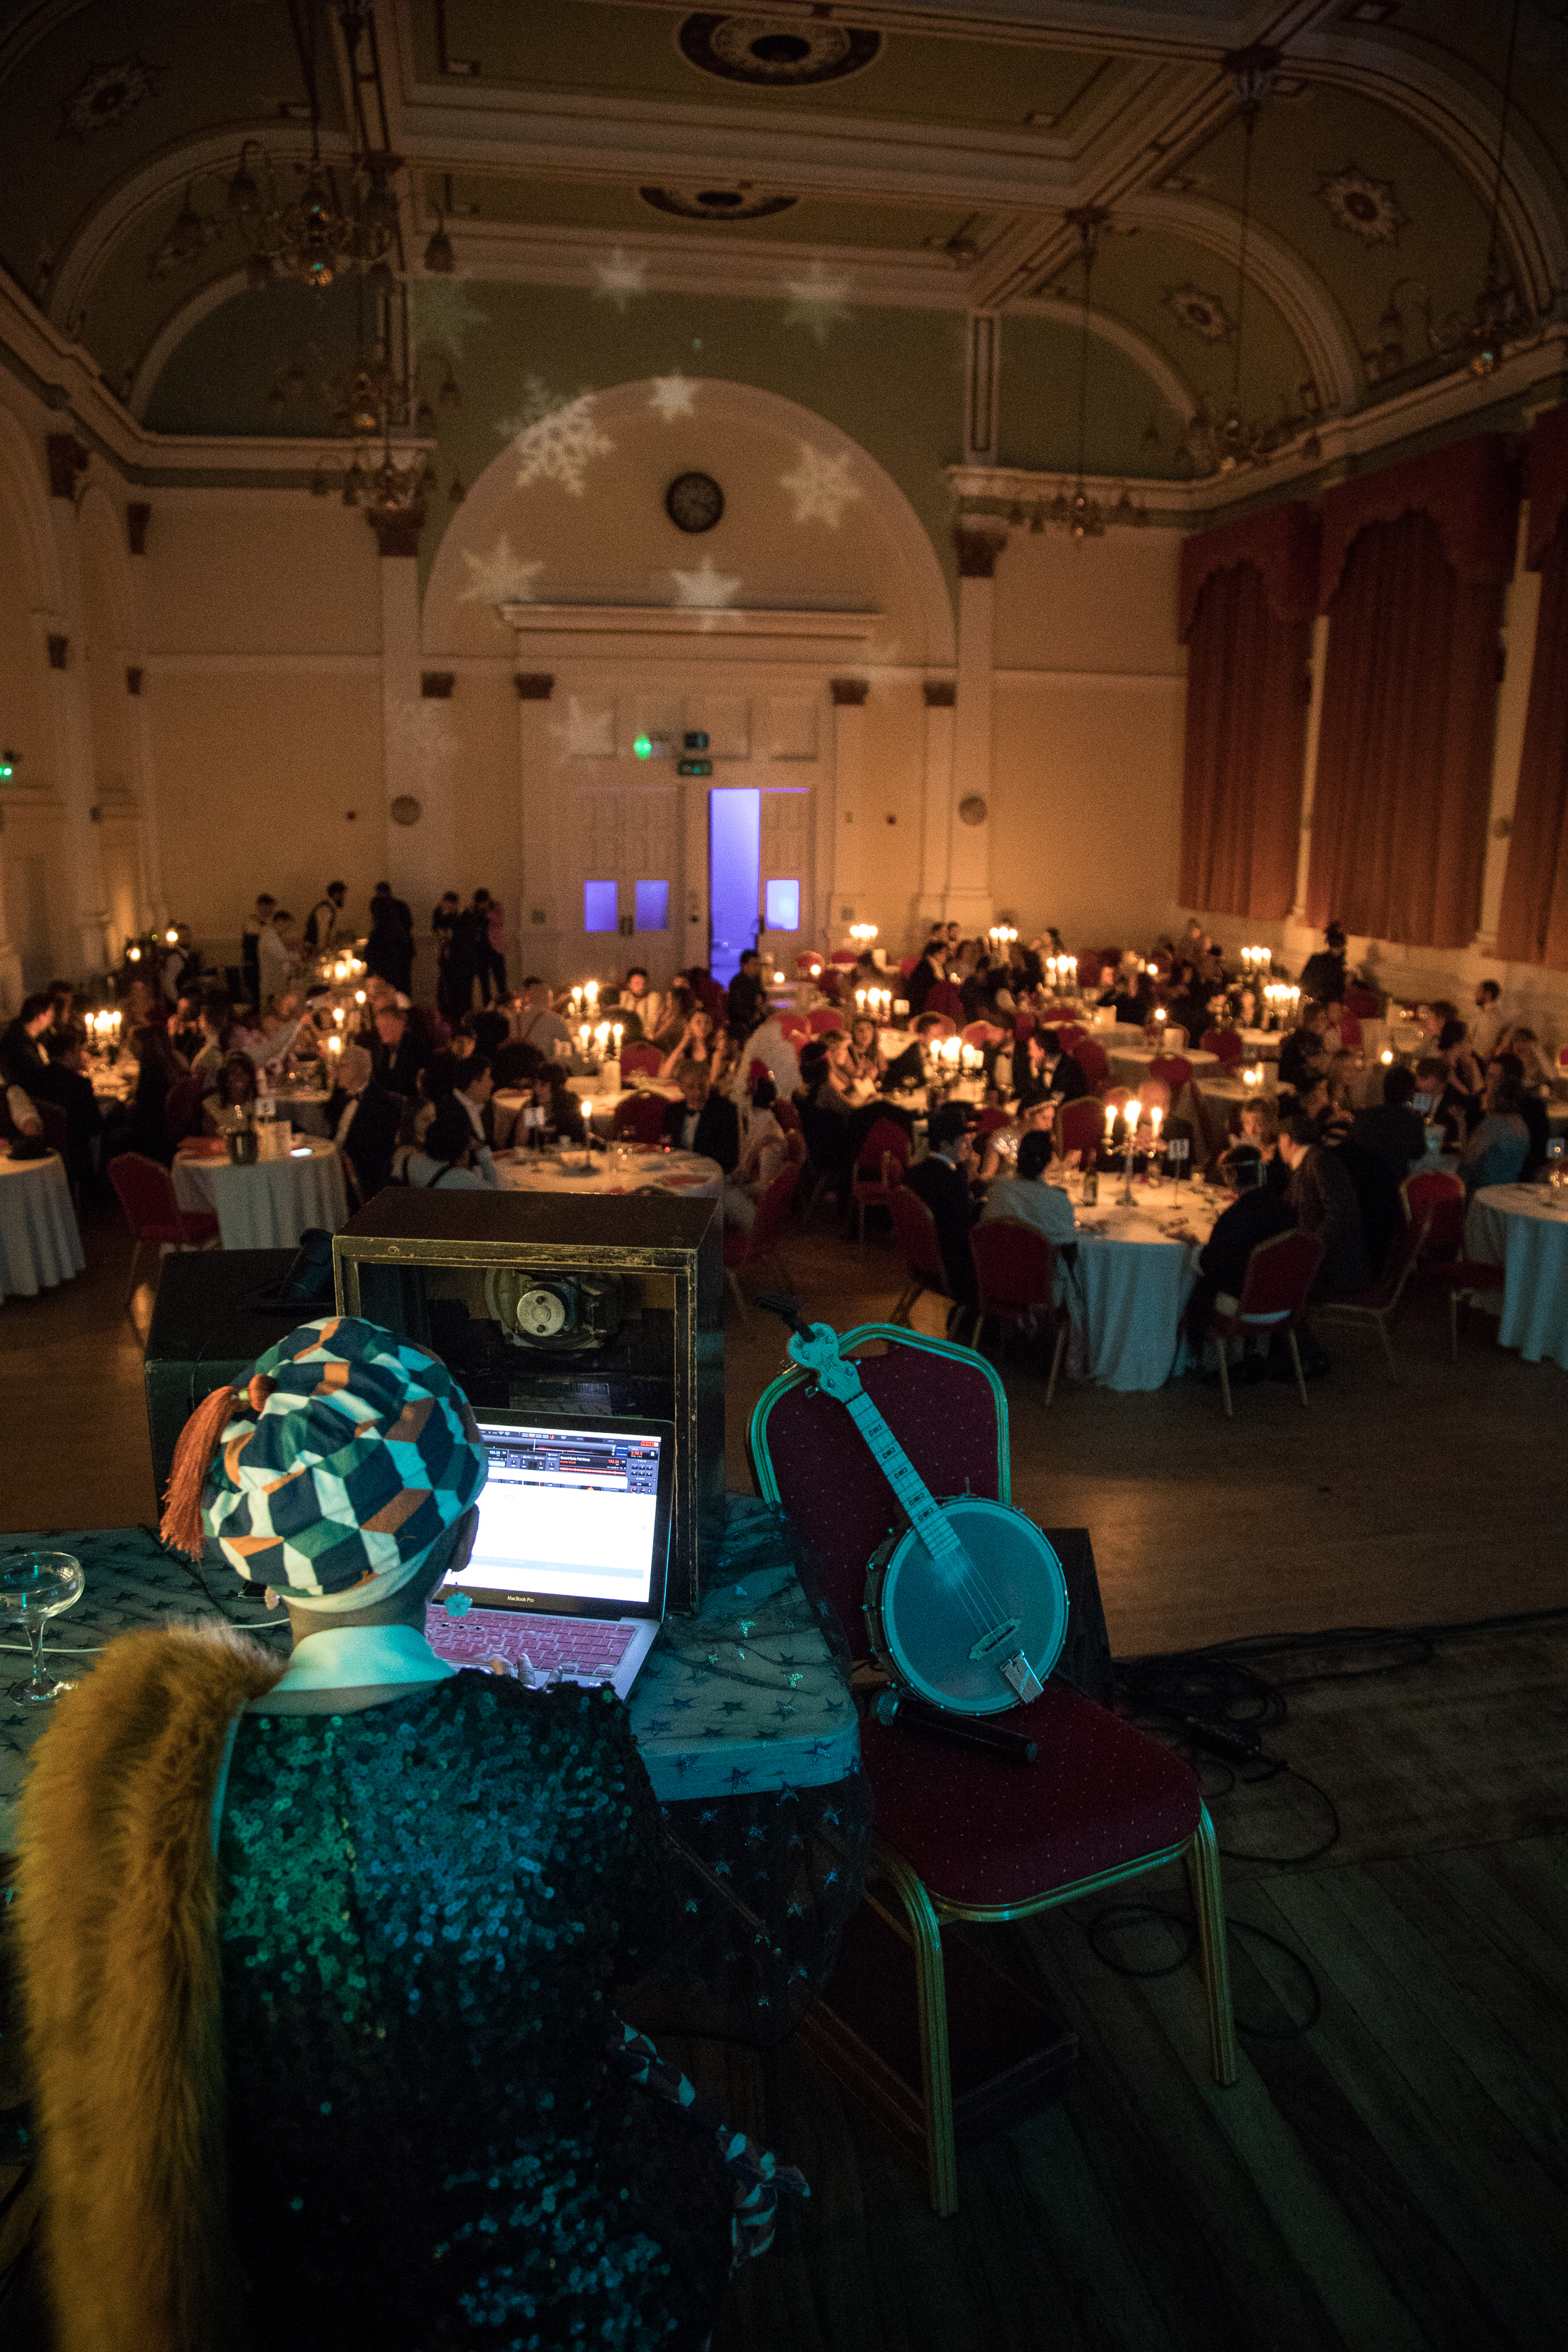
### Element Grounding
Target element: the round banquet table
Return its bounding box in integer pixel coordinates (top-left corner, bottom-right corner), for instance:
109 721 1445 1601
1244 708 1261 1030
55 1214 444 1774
170 1137 349 1249
1107 1043 1222 1091
492 1082 680 1147
496 1144 724 1200
267 1085 332 1138
0 1150 85 1301
1189 1069 1278 1162
1055 1168 1219 1390
1464 1183 1568 1369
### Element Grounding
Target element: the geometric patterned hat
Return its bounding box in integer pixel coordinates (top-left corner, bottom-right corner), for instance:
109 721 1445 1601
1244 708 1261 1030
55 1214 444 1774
160 1314 487 1613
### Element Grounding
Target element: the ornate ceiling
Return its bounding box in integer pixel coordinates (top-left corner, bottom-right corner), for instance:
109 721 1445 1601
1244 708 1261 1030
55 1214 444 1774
1 0 1565 468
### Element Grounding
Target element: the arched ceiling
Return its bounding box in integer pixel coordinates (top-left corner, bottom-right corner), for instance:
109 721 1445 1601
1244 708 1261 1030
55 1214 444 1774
1 0 1564 469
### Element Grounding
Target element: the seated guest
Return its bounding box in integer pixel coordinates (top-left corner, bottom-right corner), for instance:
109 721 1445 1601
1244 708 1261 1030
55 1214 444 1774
491 1033 544 1090
983 1125 1075 1247
204 1050 260 1135
726 948 770 1041
1485 1051 1548 1175
846 1015 882 1084
1277 1112 1371 1298
905 934 947 1016
726 1075 789 1231
1457 1068 1530 1194
1033 1028 1091 1105
1278 1002 1331 1096
658 1004 729 1086
652 979 696 1050
804 1029 858 1120
520 1064 587 1149
1228 979 1261 1031
17 1317 757 2352
902 1101 979 1316
425 1049 495 1146
402 1096 500 1189
978 1098 1055 1182
1230 1097 1279 1155
31 1026 104 1186
128 1022 189 1163
1350 1065 1427 1180
1183 1142 1296 1364
326 1042 400 1199
1495 1023 1558 1092
370 1004 425 1099
882 1012 947 1092
1436 1018 1483 1105
1 1079 47 1153
1319 1051 1362 1144
1 991 55 1091
191 993 235 1077
465 1007 510 1063
662 1059 740 1172
511 976 574 1060
1469 978 1506 1063
622 963 664 1040
1411 1052 1469 1147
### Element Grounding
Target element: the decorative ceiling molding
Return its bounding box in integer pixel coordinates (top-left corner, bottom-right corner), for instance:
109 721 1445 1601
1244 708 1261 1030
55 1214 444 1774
127 267 255 422
433 217 972 310
1007 294 1198 422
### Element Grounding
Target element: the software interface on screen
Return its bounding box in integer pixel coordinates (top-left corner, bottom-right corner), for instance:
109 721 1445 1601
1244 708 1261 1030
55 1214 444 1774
462 1423 664 1608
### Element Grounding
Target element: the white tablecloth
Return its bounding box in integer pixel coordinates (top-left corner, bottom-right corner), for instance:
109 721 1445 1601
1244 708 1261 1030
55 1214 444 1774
496 1147 723 1200
171 1138 349 1249
0 1152 85 1301
268 1086 332 1138
1465 1184 1568 1369
1057 1171 1219 1391
492 1084 680 1147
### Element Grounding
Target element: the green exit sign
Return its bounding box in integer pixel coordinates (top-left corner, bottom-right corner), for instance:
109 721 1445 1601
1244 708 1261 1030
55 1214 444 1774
676 757 713 776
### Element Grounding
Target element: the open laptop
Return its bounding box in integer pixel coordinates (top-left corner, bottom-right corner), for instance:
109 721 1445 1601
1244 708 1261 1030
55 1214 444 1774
424 1410 674 1699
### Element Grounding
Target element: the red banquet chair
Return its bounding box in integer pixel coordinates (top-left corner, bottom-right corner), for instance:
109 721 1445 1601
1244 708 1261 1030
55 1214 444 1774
1204 1228 1324 1415
163 1074 213 1145
1201 1028 1245 1068
778 1015 811 1048
1399 1168 1504 1357
722 1160 799 1322
772 1096 802 1137
807 1006 845 1036
925 981 965 1022
1072 1037 1109 1089
960 1021 995 1046
1149 1053 1193 1096
830 951 858 969
850 1116 911 1244
1336 1009 1364 1052
1314 1213 1430 1381
618 1042 663 1077
748 1324 1236 2213
975 1106 1011 1136
897 955 920 979
107 1152 220 1311
794 952 824 981
1345 986 1381 1020
1054 1096 1106 1160
612 1093 667 1147
886 1186 952 1324
1013 1009 1037 1042
968 1219 1069 1403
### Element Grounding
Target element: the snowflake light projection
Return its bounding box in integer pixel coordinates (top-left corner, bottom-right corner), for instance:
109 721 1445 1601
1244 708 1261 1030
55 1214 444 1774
594 248 648 313
494 375 573 440
460 534 545 606
386 697 458 784
510 393 615 496
783 262 853 344
648 374 699 420
668 558 741 608
412 276 490 359
779 441 862 528
1316 164 1408 248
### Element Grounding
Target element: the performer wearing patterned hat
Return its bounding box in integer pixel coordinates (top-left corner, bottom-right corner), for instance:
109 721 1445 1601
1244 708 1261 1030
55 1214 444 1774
15 1316 797 2352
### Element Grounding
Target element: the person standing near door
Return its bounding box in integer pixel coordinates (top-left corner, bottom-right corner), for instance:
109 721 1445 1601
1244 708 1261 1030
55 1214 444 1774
472 889 507 1006
726 948 769 1042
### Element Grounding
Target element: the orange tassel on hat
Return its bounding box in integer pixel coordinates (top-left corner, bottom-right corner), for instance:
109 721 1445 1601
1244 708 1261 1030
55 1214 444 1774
159 1375 276 1559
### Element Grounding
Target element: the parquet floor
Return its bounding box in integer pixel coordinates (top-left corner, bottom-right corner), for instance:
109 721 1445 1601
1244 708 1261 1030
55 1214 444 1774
2 1197 1566 2349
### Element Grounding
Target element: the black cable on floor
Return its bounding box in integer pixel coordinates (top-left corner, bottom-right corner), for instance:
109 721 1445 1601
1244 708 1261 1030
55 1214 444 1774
1070 1898 1323 2040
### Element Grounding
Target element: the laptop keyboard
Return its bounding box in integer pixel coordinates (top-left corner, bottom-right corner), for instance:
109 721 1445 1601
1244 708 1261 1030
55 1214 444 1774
425 1603 637 1682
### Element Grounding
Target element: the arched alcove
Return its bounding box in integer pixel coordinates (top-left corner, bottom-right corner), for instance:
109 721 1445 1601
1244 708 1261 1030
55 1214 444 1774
421 376 955 671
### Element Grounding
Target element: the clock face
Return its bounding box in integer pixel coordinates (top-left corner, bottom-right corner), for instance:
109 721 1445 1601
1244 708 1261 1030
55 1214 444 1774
665 470 724 533
516 1286 569 1338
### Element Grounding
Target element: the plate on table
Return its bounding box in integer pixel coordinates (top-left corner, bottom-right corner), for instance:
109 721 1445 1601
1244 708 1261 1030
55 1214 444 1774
178 1138 227 1160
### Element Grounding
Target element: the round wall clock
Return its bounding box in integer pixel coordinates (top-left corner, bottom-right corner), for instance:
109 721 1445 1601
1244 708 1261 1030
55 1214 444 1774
665 470 724 533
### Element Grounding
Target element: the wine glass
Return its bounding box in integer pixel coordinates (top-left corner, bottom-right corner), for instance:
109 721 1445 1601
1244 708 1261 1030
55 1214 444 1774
1 1550 85 1704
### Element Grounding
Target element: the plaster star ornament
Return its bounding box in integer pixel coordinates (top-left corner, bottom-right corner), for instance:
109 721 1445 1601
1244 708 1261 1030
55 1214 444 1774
593 248 648 313
782 262 853 344
60 55 157 137
648 374 699 421
458 535 545 606
1164 284 1235 344
779 441 862 528
412 275 490 359
512 393 615 496
1316 164 1409 248
668 557 742 609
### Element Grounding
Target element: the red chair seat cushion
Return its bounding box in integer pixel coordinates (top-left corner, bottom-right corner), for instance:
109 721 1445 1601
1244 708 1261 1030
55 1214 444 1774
864 1683 1200 1908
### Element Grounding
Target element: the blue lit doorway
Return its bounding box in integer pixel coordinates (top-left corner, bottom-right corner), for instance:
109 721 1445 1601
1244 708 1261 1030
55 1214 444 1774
708 788 760 984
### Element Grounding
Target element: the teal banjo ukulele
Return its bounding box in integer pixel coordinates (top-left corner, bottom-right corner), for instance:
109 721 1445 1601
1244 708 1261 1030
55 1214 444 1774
761 1300 1068 1718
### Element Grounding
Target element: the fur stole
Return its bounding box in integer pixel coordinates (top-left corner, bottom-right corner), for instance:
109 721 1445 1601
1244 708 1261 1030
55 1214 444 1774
15 1620 284 2352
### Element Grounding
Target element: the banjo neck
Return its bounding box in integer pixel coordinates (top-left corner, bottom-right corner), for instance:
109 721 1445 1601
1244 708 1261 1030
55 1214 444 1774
838 1387 965 1572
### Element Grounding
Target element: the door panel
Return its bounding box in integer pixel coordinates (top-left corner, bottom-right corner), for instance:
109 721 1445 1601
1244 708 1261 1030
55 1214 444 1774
708 789 761 984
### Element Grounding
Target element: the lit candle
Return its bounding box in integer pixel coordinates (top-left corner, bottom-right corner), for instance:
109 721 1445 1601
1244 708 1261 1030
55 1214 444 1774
1380 1048 1393 1065
333 1006 344 1028
578 1022 591 1049
1125 1098 1141 1137
612 1022 624 1051
1104 1101 1117 1137
1154 1007 1166 1026
773 970 784 985
855 989 867 1011
354 988 366 1005
585 980 599 1007
1149 1104 1163 1139
570 987 582 1015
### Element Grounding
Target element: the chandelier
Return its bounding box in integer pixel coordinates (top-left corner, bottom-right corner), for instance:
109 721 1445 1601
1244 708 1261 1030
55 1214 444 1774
1049 206 1112 538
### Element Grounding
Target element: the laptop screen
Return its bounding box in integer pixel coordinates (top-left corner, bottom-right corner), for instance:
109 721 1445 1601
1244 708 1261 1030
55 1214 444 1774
454 1417 671 1614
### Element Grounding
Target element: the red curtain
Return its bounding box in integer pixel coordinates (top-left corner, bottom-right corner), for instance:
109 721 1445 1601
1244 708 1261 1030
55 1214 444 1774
1307 510 1502 948
1496 507 1568 966
1179 561 1310 920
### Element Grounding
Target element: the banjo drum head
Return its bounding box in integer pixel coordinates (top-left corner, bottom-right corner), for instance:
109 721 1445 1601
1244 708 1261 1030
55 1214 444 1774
874 1495 1068 1715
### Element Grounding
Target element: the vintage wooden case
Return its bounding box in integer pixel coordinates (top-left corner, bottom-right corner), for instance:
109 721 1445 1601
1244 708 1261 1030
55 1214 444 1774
332 1190 724 1612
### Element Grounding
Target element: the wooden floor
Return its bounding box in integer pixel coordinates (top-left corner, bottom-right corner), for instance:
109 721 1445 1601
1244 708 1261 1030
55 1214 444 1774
3 1196 1566 2350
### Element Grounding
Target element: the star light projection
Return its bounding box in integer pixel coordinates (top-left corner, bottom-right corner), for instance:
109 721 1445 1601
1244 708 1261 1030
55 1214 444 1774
779 441 862 528
782 262 852 344
510 393 615 496
668 557 741 609
593 248 648 313
648 374 698 420
459 534 545 606
411 276 490 358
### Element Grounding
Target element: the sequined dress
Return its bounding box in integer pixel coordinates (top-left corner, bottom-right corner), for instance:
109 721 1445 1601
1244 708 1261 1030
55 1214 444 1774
216 1671 734 2350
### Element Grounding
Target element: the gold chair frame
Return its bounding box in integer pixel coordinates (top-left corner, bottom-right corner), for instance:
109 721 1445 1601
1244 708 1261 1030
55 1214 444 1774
748 1322 1238 2216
